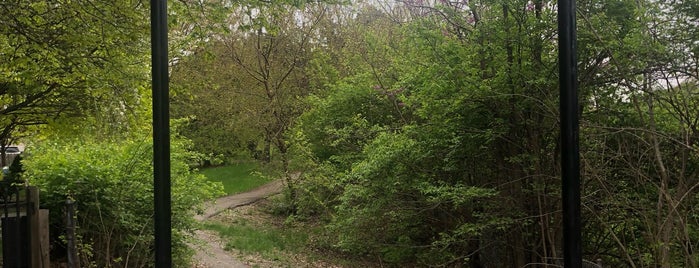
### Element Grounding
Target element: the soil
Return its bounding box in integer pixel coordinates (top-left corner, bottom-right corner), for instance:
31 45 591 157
190 229 249 268
190 179 374 268
191 180 284 268
201 202 349 268
194 180 284 221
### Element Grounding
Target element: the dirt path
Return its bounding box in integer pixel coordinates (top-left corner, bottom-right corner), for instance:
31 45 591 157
191 180 284 268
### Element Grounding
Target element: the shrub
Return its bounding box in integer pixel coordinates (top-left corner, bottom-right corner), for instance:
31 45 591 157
24 136 223 267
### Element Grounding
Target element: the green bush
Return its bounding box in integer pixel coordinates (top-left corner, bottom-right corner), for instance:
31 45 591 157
24 137 223 267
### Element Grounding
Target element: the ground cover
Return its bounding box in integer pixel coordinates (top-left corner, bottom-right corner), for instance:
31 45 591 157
200 198 380 268
199 163 271 196
194 167 379 267
201 219 308 260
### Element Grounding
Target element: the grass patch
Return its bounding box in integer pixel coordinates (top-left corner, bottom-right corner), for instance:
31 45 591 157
203 200 381 267
199 163 272 196
202 220 308 259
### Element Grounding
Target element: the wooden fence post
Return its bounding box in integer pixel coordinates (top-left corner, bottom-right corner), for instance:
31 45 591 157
66 199 78 268
28 186 49 268
38 209 49 267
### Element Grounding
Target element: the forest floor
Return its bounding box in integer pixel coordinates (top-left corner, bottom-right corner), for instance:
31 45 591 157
190 179 379 268
191 180 283 268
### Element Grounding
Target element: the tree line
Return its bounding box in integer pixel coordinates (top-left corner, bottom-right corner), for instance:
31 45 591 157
173 0 699 266
2 0 698 266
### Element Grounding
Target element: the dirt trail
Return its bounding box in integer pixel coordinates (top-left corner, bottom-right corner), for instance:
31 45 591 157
195 180 284 221
191 180 284 268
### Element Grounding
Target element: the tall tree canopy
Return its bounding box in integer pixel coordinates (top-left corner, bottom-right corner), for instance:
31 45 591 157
1 1 229 267
0 1 150 142
170 0 699 266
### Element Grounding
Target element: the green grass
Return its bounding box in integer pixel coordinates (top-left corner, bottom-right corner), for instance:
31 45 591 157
199 163 272 196
202 220 308 259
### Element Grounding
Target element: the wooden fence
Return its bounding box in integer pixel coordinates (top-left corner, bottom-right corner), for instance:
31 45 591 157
1 184 49 268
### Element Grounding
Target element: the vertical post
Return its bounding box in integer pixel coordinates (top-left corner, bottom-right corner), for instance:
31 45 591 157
39 209 50 268
29 187 38 268
65 199 78 268
11 183 30 266
150 0 171 267
558 0 582 267
16 185 24 267
28 186 45 268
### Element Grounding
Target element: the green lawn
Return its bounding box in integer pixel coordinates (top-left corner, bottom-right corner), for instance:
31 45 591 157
199 163 272 196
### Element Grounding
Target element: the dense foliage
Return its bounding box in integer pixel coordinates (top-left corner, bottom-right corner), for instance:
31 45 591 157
5 0 697 266
172 0 699 265
0 0 150 149
288 0 699 267
1 0 228 267
23 135 222 267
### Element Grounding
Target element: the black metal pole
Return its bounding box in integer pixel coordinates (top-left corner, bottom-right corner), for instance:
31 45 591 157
150 0 171 267
558 0 582 267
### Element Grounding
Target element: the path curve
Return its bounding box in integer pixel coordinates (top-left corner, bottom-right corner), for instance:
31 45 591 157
192 180 285 268
195 180 284 221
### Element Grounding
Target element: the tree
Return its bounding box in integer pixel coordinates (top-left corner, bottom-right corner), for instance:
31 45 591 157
0 1 230 266
293 0 699 266
172 1 334 211
168 0 699 266
0 0 152 148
